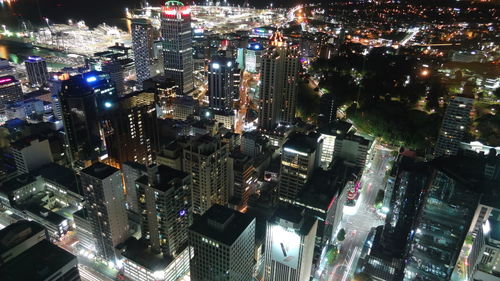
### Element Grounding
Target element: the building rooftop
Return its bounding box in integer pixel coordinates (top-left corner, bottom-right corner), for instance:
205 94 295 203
272 204 316 236
0 239 77 281
318 120 352 136
81 162 119 180
25 204 67 226
37 163 81 195
0 220 46 254
136 165 189 192
10 136 47 150
283 133 317 154
189 204 254 246
0 173 38 194
121 238 172 272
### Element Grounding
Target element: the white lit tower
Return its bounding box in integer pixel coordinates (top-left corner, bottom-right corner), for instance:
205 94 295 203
434 93 474 157
131 18 154 86
264 204 317 281
161 0 195 96
258 32 300 131
80 162 129 262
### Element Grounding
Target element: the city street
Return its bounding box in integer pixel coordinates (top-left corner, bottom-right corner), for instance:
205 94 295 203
319 143 393 281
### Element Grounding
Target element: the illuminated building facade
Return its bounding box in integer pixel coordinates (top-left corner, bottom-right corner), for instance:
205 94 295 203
188 204 256 281
24 56 49 87
59 71 117 168
0 75 23 110
259 32 300 131
434 94 474 157
279 133 318 201
264 205 318 281
80 162 129 262
100 91 159 167
208 51 239 112
245 42 263 73
161 1 195 96
183 135 229 215
131 18 154 86
135 165 192 257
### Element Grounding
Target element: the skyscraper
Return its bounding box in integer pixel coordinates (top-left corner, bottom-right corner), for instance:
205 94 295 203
208 51 239 112
136 165 192 257
279 133 318 201
0 76 23 109
161 1 195 95
24 56 49 87
100 91 159 167
434 94 474 157
264 205 317 281
131 18 154 86
258 32 299 131
59 72 117 168
80 162 129 262
183 135 229 215
189 204 256 281
101 59 126 94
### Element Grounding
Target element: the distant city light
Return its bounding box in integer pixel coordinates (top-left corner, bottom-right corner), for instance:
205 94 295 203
104 102 113 108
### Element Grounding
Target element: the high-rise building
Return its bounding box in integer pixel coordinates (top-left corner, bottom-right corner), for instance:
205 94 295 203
0 220 80 281
59 72 117 168
183 135 229 215
279 133 318 201
258 32 299 131
131 18 154 85
434 94 474 157
318 93 337 127
403 162 482 281
161 1 195 96
228 151 256 210
100 91 159 167
264 205 318 281
0 76 23 110
24 56 49 87
244 42 263 73
101 59 126 94
189 204 256 281
318 120 352 169
333 132 372 168
136 165 192 256
9 137 53 174
121 161 147 214
208 51 239 112
80 162 129 262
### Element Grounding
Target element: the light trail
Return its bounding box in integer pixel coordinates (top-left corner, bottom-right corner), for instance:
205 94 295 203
342 247 359 281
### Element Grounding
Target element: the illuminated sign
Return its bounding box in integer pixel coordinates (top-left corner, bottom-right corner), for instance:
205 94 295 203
0 77 13 84
193 28 204 34
284 147 308 157
212 63 220 70
86 76 97 83
270 225 300 269
28 56 43 61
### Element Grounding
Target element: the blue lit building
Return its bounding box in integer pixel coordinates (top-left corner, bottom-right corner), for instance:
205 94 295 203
24 56 49 88
59 71 117 168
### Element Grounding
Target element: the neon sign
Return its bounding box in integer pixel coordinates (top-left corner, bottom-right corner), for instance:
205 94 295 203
0 77 13 84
